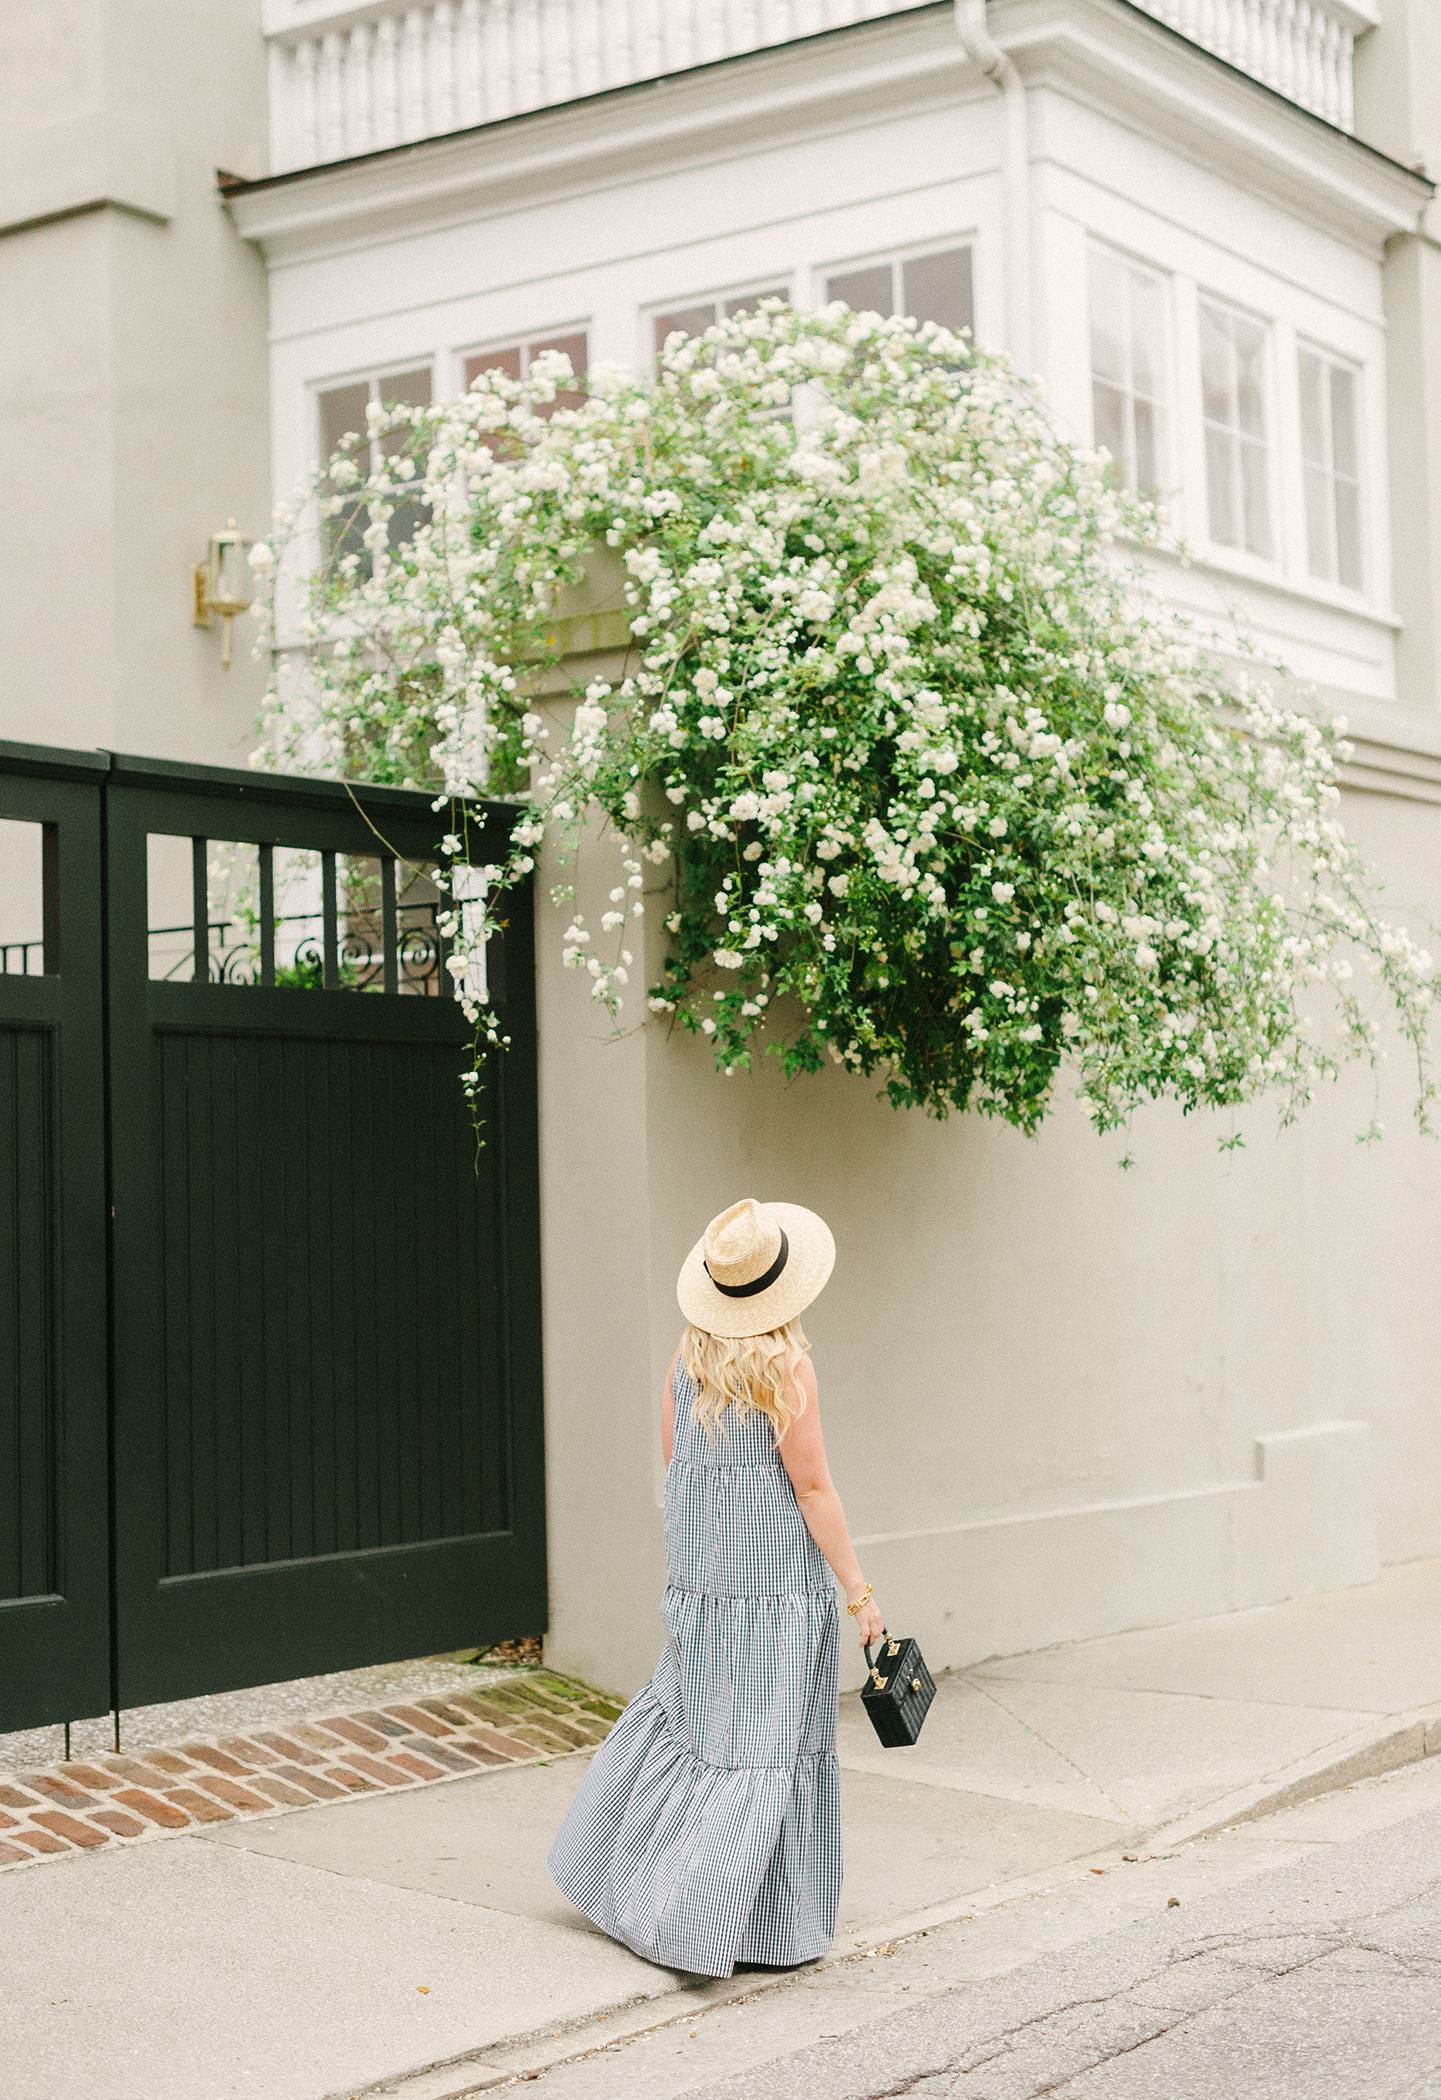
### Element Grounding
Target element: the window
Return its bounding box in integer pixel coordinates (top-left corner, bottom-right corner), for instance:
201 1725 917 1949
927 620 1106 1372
823 245 973 337
317 365 432 570
1299 348 1363 590
462 330 588 414
1199 301 1272 559
1089 248 1166 496
652 291 788 358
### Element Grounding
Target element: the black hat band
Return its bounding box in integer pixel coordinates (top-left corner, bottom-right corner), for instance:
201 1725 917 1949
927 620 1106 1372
705 1227 789 1299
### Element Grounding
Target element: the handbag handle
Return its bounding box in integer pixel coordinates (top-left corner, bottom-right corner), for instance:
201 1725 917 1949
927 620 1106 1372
863 1629 891 1680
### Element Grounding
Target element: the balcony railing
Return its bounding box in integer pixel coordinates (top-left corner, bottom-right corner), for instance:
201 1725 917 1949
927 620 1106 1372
263 0 1373 175
1129 0 1370 131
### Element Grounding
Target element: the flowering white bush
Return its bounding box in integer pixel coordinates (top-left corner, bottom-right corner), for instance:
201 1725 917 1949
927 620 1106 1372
253 302 1434 1136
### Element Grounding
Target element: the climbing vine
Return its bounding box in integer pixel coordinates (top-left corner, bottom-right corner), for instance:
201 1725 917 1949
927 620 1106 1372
251 301 1433 1137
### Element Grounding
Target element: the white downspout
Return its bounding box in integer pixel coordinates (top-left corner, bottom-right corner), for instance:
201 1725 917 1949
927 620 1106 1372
955 0 1032 375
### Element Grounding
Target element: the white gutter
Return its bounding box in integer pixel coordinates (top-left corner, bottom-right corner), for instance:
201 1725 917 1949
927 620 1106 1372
954 0 1032 373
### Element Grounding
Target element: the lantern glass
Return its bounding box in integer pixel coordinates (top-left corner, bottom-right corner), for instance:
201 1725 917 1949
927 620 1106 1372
208 525 254 617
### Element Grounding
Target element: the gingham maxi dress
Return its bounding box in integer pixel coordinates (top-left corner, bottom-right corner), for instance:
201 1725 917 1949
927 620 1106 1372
547 1362 842 1976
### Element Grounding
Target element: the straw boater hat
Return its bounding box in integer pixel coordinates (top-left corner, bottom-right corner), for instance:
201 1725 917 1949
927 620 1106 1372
677 1197 836 1340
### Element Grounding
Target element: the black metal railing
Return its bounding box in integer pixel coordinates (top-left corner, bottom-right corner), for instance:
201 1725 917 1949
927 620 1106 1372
146 901 445 994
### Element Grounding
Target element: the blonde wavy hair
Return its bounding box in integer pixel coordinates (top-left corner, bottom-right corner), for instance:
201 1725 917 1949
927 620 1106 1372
680 1317 811 1446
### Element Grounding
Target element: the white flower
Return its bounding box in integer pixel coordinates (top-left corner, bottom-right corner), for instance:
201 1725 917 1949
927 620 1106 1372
828 873 849 897
804 902 824 923
988 817 1008 838
991 882 1015 904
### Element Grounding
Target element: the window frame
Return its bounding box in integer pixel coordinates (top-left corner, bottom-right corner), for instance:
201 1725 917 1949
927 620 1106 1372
1196 293 1279 569
313 361 436 574
1296 338 1366 596
452 327 589 401
815 237 976 341
1086 241 1172 503
644 281 796 366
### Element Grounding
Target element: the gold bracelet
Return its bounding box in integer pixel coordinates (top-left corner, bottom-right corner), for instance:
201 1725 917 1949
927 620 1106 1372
846 1583 873 1616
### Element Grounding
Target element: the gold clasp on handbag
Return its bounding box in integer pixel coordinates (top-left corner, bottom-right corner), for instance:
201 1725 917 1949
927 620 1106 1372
871 1669 886 1689
888 1640 900 1656
911 1677 922 1691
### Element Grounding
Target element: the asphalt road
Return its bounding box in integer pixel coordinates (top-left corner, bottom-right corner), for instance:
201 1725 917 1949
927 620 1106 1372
519 1755 1441 2100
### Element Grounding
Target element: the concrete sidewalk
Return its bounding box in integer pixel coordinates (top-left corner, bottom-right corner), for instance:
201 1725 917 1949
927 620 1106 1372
5 1560 1441 2100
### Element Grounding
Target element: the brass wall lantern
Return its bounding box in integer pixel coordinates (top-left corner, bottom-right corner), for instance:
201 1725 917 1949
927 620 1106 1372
193 520 254 669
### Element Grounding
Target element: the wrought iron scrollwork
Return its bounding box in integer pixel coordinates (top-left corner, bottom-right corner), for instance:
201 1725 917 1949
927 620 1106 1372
147 905 446 996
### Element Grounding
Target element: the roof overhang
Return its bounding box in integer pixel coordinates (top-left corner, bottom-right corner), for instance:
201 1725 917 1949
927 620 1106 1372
223 0 1429 264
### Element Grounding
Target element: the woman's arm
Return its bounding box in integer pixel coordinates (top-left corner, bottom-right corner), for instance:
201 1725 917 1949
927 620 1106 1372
661 1344 680 1468
778 1357 884 1647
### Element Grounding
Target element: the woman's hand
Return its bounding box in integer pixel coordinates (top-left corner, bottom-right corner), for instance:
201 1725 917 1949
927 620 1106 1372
848 1591 885 1649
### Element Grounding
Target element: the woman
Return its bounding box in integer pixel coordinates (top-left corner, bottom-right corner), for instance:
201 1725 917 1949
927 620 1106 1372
548 1196 884 1978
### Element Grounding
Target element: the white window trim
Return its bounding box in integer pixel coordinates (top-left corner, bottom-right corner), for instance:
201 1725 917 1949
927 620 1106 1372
1292 334 1368 600
312 360 436 469
642 278 798 367
810 235 978 331
449 325 591 402
1189 289 1285 582
1085 238 1176 506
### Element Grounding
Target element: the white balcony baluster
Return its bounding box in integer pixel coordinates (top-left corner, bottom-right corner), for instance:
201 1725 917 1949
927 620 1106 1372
265 0 1371 174
457 0 484 124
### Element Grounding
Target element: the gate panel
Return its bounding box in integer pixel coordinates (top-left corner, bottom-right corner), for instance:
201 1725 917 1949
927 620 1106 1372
106 756 544 1709
0 749 110 1731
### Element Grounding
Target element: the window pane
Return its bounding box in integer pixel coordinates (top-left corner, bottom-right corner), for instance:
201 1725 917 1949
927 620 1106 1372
1329 364 1359 479
723 288 788 319
1233 319 1266 438
1199 305 1233 427
1130 273 1164 401
1298 350 1326 469
1088 251 1127 385
1133 397 1157 494
377 367 432 413
374 369 431 553
464 346 523 389
1092 379 1127 468
1239 437 1272 558
318 382 372 570
825 264 893 316
528 331 588 419
0 820 46 977
1335 477 1364 590
902 247 973 336
1205 427 1237 546
319 381 371 462
653 305 718 356
1304 462 1334 580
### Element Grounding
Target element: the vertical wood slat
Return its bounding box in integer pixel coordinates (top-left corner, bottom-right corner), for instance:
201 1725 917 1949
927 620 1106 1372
321 849 340 989
259 844 276 988
155 1032 504 1570
381 857 399 995
192 837 209 985
0 1029 56 1601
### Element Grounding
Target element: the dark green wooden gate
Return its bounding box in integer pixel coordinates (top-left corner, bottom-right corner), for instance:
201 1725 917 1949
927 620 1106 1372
0 742 545 1729
0 746 112 1730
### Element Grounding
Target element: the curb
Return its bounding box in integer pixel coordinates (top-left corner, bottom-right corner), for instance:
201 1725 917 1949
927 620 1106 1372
336 1699 1441 2100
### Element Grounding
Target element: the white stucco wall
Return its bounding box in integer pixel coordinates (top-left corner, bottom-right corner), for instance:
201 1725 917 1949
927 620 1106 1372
538 753 1441 1700
0 0 273 770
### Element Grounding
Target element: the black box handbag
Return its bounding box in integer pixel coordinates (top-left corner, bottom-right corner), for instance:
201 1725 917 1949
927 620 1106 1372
861 1631 935 1747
